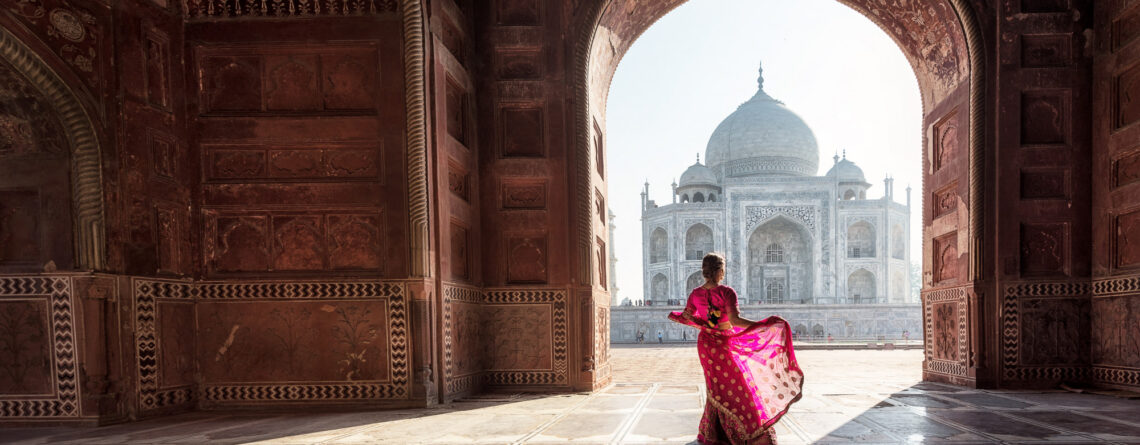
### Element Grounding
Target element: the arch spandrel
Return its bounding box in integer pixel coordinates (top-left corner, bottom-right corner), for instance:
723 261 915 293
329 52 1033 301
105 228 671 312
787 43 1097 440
0 26 105 271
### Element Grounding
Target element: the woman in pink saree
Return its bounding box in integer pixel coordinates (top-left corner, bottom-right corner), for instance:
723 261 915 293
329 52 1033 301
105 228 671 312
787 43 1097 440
668 253 804 445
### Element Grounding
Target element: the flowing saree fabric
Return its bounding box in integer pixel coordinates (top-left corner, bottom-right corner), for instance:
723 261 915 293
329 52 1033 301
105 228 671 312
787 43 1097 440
668 285 804 445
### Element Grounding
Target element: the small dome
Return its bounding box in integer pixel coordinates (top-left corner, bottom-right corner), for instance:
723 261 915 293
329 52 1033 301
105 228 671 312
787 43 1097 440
825 156 866 183
704 63 819 177
679 156 717 187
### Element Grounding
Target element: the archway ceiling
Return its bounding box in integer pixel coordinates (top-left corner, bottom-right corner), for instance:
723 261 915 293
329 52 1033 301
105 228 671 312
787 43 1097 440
593 0 969 108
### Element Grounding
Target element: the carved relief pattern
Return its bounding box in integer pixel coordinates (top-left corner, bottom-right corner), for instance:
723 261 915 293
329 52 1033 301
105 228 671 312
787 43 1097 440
1021 91 1068 145
1116 209 1140 269
4 0 102 89
1020 223 1067 276
934 233 958 283
1002 282 1095 381
500 107 544 157
144 29 172 109
205 211 383 274
923 286 968 378
482 290 568 385
451 224 468 280
182 0 399 19
507 236 547 284
207 146 378 181
0 277 78 417
1114 149 1140 189
448 163 469 202
745 206 816 234
933 183 958 218
1117 63 1140 130
199 48 377 114
1021 169 1068 199
443 285 482 396
933 112 957 172
1021 34 1071 68
136 279 409 404
502 182 546 209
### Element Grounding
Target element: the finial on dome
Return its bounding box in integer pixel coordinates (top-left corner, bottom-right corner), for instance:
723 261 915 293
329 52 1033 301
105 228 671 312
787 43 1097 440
696 153 700 164
842 149 847 160
757 61 765 90
833 152 839 165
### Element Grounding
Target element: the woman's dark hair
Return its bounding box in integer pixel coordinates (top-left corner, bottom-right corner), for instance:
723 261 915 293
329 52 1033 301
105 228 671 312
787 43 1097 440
701 252 725 280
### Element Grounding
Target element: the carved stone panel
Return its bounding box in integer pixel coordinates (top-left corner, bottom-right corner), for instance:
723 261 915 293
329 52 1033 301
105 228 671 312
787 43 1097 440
482 304 552 370
213 215 270 273
0 299 52 394
933 111 958 172
1019 298 1089 366
1113 149 1140 189
158 302 195 388
496 0 540 25
451 223 469 281
508 236 547 284
933 182 958 218
932 302 960 361
597 237 607 288
445 77 468 145
1113 6 1140 50
272 216 325 271
144 29 172 110
1116 62 1140 130
1020 34 1071 68
500 107 544 157
1020 169 1069 199
322 53 376 110
502 181 546 209
497 49 542 80
934 232 958 283
1116 209 1140 269
1092 296 1140 369
155 203 187 275
149 129 176 180
202 56 262 112
1021 91 1068 146
1021 223 1068 277
448 161 470 202
328 214 383 270
197 300 390 383
265 55 320 111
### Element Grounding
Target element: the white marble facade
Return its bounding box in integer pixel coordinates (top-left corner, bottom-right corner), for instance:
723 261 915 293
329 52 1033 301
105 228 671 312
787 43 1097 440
640 64 914 308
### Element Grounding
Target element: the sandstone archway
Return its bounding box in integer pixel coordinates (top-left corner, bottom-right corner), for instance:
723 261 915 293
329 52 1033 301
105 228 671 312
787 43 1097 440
574 0 984 388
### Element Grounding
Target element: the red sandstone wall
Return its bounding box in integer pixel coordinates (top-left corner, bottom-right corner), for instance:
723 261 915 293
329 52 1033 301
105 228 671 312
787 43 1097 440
1092 0 1140 390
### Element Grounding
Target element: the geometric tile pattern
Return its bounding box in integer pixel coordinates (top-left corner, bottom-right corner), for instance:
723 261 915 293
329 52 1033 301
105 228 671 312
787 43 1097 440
483 290 568 387
134 278 195 412
0 276 78 418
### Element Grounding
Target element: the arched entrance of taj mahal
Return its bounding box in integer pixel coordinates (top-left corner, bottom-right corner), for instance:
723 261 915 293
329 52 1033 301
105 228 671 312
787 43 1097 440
0 0 1135 424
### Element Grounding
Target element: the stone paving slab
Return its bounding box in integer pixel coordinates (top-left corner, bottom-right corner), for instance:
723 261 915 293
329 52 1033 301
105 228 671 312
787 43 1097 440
4 347 1140 444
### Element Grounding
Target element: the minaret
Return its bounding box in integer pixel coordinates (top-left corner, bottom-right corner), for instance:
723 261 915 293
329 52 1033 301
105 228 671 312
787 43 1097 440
671 179 678 204
640 181 649 214
906 184 912 209
883 176 890 200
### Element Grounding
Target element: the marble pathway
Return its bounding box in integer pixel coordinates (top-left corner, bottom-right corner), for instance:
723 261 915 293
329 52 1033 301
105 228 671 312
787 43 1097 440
4 347 1140 444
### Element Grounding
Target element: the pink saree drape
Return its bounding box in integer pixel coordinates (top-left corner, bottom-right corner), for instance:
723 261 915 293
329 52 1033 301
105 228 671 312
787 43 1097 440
668 285 804 445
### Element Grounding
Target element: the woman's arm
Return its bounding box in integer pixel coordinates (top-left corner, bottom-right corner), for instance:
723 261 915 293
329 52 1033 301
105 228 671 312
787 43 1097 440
729 312 755 329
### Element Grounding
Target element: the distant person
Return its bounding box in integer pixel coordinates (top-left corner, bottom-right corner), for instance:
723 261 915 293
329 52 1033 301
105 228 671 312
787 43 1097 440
828 333 834 343
657 330 663 343
666 252 802 444
902 330 909 343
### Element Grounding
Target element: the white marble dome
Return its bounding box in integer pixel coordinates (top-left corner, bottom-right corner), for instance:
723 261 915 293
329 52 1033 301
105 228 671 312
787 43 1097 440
678 158 717 187
826 157 867 183
704 65 819 177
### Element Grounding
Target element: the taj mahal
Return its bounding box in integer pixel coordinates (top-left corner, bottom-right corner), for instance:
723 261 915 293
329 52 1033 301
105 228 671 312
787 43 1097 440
612 64 922 342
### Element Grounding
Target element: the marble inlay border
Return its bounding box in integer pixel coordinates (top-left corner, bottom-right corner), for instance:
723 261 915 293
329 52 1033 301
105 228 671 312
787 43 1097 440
0 276 79 417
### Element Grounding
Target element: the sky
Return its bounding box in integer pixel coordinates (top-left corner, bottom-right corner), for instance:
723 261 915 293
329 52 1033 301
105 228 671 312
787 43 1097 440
606 0 923 302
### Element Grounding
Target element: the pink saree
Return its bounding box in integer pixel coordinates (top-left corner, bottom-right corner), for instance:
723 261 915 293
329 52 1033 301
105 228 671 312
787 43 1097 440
668 285 804 445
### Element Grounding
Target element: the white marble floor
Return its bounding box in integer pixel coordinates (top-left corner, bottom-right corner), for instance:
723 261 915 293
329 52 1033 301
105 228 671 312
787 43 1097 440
5 347 1140 444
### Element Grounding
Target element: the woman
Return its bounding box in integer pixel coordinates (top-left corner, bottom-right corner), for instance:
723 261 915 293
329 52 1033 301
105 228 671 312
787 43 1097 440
668 253 803 445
